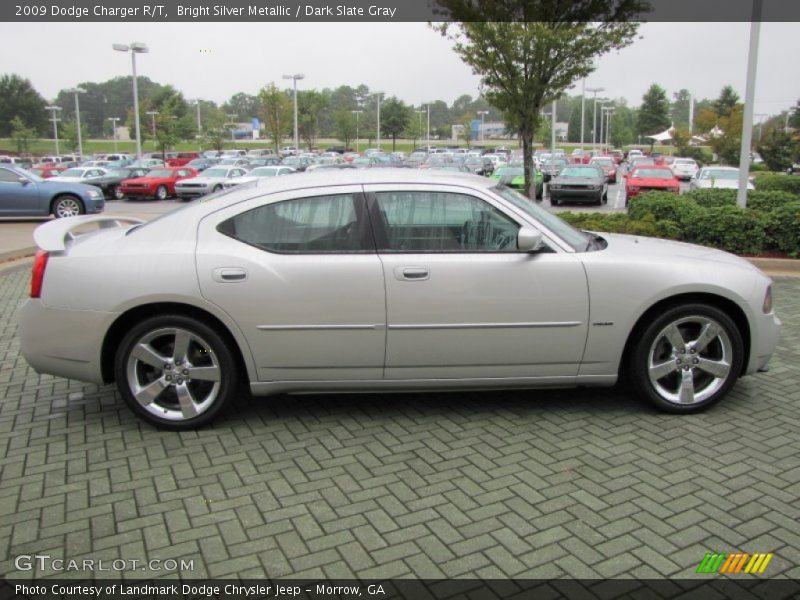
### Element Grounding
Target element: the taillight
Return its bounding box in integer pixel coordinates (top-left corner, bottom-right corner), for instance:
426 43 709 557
763 285 773 314
31 250 49 298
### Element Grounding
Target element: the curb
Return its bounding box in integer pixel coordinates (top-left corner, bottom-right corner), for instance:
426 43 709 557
0 247 36 264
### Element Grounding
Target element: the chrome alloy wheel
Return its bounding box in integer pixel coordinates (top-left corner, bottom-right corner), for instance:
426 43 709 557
647 315 733 406
55 197 82 217
125 327 222 422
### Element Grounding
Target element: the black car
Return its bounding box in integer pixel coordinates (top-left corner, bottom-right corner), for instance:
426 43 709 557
464 156 495 176
84 167 150 200
548 165 608 206
185 158 218 172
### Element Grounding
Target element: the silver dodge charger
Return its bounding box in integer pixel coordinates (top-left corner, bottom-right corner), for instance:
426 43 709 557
18 170 781 429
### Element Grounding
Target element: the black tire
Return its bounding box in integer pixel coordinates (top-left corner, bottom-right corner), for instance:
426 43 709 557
114 314 239 429
155 185 168 201
602 190 608 204
52 195 85 218
628 303 743 413
113 186 125 200
535 185 543 200
212 184 222 193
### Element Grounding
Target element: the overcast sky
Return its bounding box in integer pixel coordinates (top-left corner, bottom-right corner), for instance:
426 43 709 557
1 21 798 117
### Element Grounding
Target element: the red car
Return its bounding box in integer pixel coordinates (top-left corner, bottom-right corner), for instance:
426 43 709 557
29 166 65 178
119 167 199 200
166 152 200 167
589 157 618 183
625 166 680 205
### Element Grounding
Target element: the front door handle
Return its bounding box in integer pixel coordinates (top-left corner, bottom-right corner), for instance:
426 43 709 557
394 266 430 281
212 267 248 283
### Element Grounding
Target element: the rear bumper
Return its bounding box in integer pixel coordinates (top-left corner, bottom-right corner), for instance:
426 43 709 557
18 299 113 385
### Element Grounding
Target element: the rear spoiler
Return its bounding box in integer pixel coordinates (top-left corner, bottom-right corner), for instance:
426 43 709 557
33 215 145 252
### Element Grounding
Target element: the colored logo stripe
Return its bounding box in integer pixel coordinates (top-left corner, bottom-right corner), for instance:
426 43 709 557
697 552 773 574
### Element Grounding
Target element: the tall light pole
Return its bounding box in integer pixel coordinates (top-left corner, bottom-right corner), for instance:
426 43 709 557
477 110 489 143
65 87 86 159
112 42 148 159
45 105 62 155
352 110 363 152
107 117 120 152
374 91 384 151
193 99 203 150
415 110 425 149
603 107 614 149
586 86 604 147
580 77 586 149
688 92 695 135
146 111 159 150
598 101 609 151
282 73 304 152
737 1 761 209
550 100 557 157
226 114 238 142
426 103 431 151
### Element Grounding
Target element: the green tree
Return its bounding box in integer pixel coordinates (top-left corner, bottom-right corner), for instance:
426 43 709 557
714 85 740 118
0 74 48 136
757 129 798 171
258 83 291 153
223 92 259 120
154 110 180 160
710 104 744 165
789 100 800 129
405 112 426 149
333 109 356 149
380 96 410 151
458 111 476 147
10 116 35 156
637 84 671 143
434 3 642 197
297 90 328 149
61 118 89 154
671 89 691 130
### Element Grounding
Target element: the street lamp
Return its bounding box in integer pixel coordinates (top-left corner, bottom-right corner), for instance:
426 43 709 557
374 92 384 151
603 106 615 149
598 101 609 151
282 73 304 153
146 110 159 146
477 110 489 143
107 117 120 152
423 103 431 151
550 100 557 157
415 110 425 149
586 86 604 147
352 110 363 153
112 42 149 159
65 87 86 159
45 105 62 155
226 114 238 142
192 99 203 150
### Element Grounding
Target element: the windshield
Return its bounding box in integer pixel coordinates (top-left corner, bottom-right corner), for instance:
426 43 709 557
250 167 278 177
591 158 613 166
202 168 228 177
108 169 130 177
60 169 85 177
494 186 590 251
560 167 602 177
631 168 674 179
146 169 173 178
674 159 696 165
702 169 738 180
495 167 523 178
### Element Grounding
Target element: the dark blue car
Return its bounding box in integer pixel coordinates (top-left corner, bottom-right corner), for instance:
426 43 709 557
0 165 105 218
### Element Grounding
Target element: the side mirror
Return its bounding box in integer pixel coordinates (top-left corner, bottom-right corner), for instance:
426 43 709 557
18 177 30 185
518 227 543 252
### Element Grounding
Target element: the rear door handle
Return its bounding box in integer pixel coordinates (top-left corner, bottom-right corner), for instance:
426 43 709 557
394 266 430 281
212 268 248 283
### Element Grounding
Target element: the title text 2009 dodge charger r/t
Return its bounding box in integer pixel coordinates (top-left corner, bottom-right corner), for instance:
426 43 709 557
18 170 780 429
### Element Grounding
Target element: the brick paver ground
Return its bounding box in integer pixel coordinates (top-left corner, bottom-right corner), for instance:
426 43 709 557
1 266 798 580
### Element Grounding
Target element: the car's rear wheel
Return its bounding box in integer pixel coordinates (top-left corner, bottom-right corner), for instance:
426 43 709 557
628 303 743 413
52 195 84 218
114 315 238 429
155 185 168 201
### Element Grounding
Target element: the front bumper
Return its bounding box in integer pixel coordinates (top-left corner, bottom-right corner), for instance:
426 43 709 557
747 310 782 376
550 187 603 202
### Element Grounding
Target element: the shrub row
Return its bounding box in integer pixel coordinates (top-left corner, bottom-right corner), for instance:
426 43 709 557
561 188 800 257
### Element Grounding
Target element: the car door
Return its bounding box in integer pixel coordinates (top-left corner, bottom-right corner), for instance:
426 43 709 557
365 184 589 381
0 167 45 215
196 185 386 382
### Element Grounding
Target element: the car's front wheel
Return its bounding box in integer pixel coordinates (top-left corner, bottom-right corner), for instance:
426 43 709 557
628 303 743 413
113 186 125 200
114 315 238 429
154 185 168 201
52 195 85 218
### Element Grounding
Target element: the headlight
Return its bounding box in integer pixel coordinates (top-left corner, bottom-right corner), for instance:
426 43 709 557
85 189 102 198
550 184 561 189
763 285 773 314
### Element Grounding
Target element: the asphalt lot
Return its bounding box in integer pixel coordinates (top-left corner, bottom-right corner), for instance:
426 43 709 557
0 260 798 580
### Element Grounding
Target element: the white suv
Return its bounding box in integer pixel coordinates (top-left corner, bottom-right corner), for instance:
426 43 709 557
671 158 699 180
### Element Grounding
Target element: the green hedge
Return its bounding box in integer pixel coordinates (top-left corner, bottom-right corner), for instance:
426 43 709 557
752 173 800 194
570 188 800 257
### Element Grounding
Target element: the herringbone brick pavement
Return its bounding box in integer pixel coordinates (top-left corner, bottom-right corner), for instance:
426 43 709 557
1 267 798 580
